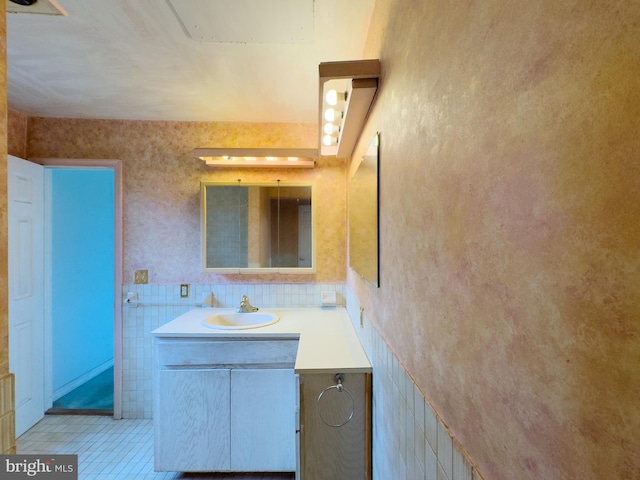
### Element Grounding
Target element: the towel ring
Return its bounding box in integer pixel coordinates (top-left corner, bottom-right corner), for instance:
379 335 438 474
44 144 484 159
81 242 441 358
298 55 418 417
316 374 354 428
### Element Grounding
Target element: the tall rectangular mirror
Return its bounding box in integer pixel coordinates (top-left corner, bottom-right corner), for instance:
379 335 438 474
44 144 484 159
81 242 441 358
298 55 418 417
348 133 380 286
201 182 315 274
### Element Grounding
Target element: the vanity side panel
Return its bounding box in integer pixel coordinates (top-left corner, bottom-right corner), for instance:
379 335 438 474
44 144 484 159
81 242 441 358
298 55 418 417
299 373 370 480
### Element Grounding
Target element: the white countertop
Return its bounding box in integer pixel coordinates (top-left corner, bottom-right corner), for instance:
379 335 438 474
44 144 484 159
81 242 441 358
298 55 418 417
151 307 372 374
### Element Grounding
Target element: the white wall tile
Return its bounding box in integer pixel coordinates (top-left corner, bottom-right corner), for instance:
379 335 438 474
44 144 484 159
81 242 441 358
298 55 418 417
414 383 425 428
425 402 439 454
438 420 453 479
414 420 427 476
438 461 451 480
345 287 481 480
453 447 473 480
425 443 438 480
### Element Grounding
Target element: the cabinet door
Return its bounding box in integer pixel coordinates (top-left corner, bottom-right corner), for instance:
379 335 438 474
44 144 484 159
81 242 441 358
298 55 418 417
230 369 297 471
155 368 231 471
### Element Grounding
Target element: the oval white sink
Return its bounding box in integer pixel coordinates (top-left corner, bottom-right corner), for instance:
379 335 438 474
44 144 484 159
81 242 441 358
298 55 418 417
202 312 279 330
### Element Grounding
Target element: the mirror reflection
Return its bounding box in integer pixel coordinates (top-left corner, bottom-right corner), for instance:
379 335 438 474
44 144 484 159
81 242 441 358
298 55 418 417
201 182 314 272
348 133 380 286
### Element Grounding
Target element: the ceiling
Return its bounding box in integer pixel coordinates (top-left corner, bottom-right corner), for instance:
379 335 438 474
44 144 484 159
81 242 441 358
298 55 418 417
6 0 375 123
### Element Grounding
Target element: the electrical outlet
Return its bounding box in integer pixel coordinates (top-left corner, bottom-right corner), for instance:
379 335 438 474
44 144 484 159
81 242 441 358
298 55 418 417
180 284 189 298
134 270 148 284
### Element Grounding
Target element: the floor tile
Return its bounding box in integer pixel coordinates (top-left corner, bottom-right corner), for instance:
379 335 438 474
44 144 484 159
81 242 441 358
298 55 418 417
17 415 294 480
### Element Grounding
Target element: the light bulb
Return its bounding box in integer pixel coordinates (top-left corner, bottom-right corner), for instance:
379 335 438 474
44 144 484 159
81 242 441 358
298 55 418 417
322 135 337 146
324 107 342 122
323 123 340 135
325 89 346 106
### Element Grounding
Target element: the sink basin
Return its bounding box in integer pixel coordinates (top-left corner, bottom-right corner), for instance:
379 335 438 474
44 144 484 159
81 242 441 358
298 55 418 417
202 312 279 330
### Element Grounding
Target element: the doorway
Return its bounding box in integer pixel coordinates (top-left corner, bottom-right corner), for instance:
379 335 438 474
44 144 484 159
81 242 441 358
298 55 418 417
45 167 115 415
40 159 123 419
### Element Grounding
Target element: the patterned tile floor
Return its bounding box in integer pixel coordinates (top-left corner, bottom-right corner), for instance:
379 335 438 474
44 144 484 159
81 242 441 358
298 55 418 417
17 415 295 480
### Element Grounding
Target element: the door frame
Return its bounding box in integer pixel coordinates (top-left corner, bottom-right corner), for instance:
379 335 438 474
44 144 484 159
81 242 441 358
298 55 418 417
36 158 123 419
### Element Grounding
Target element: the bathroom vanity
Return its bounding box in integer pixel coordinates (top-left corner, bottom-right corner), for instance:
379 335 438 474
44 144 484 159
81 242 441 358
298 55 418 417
151 307 371 479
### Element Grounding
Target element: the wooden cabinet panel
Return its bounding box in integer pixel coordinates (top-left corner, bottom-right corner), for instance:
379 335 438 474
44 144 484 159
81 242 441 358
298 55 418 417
299 373 371 480
154 368 230 472
230 368 297 471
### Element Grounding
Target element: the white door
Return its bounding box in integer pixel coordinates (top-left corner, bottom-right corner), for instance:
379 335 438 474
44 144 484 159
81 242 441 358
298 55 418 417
298 204 312 267
8 155 45 437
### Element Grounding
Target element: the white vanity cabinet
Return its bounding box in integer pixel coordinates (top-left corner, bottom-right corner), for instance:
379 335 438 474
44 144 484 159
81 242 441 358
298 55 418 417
231 369 296 471
153 337 298 473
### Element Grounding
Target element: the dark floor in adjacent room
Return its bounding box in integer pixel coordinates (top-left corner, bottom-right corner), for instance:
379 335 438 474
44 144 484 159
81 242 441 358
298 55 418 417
49 367 114 415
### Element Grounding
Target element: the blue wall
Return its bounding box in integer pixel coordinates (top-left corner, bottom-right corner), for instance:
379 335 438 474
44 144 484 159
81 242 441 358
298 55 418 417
50 168 114 393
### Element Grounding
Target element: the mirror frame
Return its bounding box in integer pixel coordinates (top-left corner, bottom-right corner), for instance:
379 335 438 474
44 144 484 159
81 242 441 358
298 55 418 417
201 181 317 275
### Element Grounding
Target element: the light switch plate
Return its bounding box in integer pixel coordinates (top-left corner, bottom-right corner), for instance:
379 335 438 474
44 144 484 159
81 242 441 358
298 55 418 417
180 284 189 298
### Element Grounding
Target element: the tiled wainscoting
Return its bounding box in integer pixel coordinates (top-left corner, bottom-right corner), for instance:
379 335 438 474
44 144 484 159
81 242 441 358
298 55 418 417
346 289 483 480
121 283 346 418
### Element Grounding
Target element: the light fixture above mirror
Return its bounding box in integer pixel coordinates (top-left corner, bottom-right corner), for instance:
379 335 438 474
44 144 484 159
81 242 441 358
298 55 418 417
319 59 380 158
194 148 317 168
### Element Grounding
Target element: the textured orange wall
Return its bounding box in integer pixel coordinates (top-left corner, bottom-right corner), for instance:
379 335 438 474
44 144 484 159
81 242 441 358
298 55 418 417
26 118 346 284
0 0 8 374
349 0 640 479
7 109 27 159
0 0 16 455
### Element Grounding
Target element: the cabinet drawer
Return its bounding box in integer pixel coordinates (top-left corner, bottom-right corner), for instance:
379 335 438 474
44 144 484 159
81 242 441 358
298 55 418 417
154 338 299 367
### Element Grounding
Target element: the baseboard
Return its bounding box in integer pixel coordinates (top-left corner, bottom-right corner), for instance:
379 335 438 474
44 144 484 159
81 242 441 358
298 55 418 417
46 408 112 416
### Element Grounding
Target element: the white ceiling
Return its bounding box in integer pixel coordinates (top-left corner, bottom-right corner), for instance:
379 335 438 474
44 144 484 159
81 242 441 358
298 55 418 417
6 0 375 123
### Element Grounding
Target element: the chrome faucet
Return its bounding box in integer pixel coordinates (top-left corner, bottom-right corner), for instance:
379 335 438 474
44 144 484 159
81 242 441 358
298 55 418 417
237 295 259 313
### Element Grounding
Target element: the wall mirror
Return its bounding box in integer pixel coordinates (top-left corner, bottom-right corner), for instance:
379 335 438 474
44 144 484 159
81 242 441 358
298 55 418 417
201 181 315 274
348 133 380 286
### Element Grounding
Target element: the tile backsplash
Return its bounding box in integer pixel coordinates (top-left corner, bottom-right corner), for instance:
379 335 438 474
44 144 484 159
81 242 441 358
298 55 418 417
121 283 345 418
